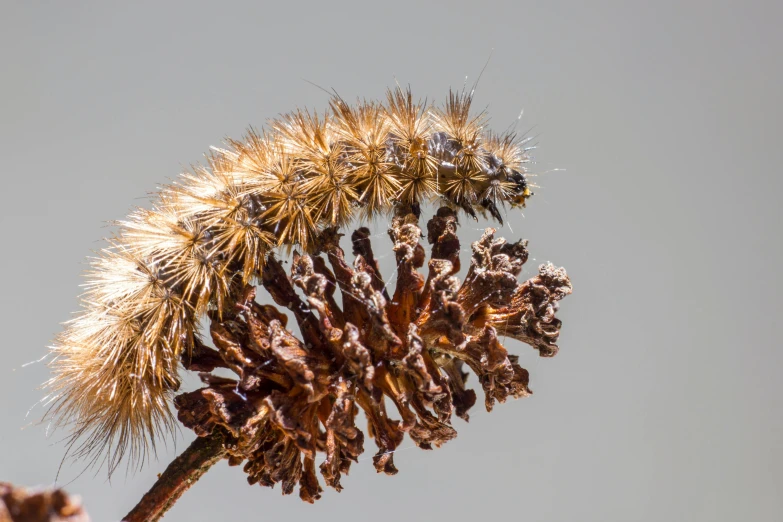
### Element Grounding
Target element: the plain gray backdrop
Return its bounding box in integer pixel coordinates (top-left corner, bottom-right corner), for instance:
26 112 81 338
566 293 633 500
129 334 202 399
2 1 781 521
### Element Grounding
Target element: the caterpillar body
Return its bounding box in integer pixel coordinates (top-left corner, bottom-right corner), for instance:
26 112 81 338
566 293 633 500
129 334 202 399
47 87 534 471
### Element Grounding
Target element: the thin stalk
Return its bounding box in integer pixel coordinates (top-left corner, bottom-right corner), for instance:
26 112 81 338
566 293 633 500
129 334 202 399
122 432 226 522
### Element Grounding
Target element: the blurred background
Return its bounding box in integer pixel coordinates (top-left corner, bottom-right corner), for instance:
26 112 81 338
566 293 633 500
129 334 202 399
1 1 781 521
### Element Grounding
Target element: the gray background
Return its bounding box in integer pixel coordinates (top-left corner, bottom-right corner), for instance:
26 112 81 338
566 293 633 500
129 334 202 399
2 1 781 521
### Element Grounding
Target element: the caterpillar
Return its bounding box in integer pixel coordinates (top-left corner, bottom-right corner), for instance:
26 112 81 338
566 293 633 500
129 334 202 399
46 86 535 472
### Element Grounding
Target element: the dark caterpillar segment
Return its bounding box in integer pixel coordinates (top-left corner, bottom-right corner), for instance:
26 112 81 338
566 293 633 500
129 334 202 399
237 125 529 251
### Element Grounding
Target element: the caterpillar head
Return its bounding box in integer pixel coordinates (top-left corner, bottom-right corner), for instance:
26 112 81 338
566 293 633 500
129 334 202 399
473 166 532 224
507 168 533 208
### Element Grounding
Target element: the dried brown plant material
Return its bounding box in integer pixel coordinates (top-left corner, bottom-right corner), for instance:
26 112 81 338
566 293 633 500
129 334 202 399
0 483 88 522
174 206 571 502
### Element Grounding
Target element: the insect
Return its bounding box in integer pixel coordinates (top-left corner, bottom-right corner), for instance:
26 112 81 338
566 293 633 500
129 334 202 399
45 86 534 471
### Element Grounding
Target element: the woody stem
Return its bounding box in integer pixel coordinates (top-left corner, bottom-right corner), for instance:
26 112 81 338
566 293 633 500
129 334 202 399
122 431 226 522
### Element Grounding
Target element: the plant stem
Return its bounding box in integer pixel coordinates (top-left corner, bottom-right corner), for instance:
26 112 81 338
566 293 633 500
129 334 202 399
122 432 226 522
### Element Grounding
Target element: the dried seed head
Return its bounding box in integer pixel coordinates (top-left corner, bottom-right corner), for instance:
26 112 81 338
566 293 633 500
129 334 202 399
174 207 571 501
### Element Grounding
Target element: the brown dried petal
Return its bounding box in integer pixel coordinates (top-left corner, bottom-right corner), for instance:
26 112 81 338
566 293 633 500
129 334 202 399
351 227 388 298
311 256 345 327
268 321 330 401
318 229 381 343
262 255 327 352
299 457 323 503
264 391 317 457
403 325 446 404
416 259 466 349
357 387 404 475
320 387 364 491
349 271 402 359
175 388 221 437
438 356 477 421
426 206 461 272
458 229 526 316
387 219 426 340
182 337 227 373
463 327 532 411
407 394 458 450
291 253 345 358
476 262 572 357
341 323 375 391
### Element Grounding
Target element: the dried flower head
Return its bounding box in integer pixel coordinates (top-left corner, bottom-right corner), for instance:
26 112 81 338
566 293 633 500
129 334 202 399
174 207 571 501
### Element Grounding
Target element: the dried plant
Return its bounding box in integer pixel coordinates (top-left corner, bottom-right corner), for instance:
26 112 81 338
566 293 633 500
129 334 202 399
169 207 571 505
0 483 89 522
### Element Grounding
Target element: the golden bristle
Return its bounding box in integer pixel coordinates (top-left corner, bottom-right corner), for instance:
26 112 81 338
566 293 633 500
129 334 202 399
211 209 275 283
385 87 439 205
273 110 358 227
261 181 318 251
47 307 178 473
330 97 399 218
120 208 231 316
239 138 298 197
163 165 243 219
484 130 528 172
442 168 489 208
432 89 490 210
483 131 532 212
432 89 487 148
162 161 275 283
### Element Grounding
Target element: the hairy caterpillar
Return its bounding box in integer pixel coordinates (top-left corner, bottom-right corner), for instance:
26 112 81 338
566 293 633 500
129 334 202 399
46 86 535 472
